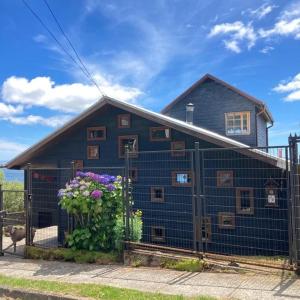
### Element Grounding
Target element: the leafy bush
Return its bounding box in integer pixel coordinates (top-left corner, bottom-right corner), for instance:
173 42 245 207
0 169 24 212
25 246 120 264
59 171 124 251
114 210 143 252
161 258 207 272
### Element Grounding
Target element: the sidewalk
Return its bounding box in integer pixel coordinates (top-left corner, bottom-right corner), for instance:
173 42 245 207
0 256 299 300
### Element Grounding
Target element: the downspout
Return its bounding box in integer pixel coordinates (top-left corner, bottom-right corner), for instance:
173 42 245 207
256 104 273 147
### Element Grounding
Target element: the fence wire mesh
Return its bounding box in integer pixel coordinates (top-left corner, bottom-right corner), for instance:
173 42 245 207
129 149 194 250
1 140 300 270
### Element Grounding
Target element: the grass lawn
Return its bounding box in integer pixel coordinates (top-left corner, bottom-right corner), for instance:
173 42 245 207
0 275 215 300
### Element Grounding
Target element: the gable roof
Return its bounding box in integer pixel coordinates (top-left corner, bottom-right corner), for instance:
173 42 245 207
161 73 274 123
5 96 283 169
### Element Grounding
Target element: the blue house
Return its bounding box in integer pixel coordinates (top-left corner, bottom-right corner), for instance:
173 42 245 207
6 74 289 257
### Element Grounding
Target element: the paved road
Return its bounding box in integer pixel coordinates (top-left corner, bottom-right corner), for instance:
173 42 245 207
0 256 299 299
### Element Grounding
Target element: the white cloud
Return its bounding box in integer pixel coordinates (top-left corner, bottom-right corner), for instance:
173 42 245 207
208 21 257 53
224 40 241 53
1 76 142 113
6 115 72 128
273 73 300 101
259 2 300 39
0 103 23 117
248 3 277 20
260 45 274 54
0 139 28 161
259 18 300 39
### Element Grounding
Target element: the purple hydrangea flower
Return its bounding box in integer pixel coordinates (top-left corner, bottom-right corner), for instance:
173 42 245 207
106 184 115 192
76 171 86 178
66 192 73 197
57 189 65 198
91 189 103 199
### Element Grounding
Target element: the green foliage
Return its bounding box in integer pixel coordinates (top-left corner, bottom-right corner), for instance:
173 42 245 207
0 169 24 212
25 246 120 264
0 274 217 300
161 258 207 272
113 210 143 252
59 172 125 251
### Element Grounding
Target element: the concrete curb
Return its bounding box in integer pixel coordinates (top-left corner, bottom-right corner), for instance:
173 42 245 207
0 286 87 300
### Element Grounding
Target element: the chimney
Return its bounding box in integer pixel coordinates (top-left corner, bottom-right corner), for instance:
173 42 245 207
186 103 194 125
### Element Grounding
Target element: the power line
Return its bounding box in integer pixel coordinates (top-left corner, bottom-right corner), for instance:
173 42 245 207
22 0 104 96
42 0 105 96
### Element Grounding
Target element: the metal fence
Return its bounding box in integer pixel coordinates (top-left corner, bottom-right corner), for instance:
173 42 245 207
127 143 300 268
24 166 125 250
1 136 300 270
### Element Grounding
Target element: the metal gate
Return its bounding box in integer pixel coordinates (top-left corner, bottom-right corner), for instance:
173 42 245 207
0 186 28 257
289 134 300 268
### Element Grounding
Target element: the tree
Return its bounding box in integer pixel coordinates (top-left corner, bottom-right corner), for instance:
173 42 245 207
0 169 24 212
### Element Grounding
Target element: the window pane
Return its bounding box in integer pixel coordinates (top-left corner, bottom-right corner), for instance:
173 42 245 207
241 191 250 210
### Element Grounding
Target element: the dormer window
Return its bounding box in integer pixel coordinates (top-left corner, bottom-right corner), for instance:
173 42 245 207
225 112 250 136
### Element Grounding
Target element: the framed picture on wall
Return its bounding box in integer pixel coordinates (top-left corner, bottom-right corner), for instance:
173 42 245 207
217 170 233 187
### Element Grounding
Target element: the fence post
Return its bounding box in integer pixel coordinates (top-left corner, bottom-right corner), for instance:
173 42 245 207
124 146 130 244
289 134 300 271
190 149 197 252
68 161 76 233
286 145 295 265
195 142 203 253
25 163 32 246
0 184 3 255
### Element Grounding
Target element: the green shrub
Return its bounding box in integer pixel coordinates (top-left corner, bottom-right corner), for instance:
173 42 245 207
113 210 143 252
59 172 124 251
25 246 120 264
161 258 207 272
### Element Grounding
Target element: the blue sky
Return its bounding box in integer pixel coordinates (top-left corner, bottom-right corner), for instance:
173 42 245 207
1 0 300 162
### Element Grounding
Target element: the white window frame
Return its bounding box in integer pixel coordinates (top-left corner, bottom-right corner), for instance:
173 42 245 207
225 111 250 136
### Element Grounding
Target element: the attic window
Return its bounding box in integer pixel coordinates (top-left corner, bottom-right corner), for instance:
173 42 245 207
87 127 106 141
118 135 138 158
150 127 171 141
225 112 250 136
118 114 130 128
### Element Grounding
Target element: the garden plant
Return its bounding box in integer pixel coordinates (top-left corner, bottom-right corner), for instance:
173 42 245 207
58 171 142 252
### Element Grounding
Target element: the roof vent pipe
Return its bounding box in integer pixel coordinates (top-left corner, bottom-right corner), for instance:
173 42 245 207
186 103 194 125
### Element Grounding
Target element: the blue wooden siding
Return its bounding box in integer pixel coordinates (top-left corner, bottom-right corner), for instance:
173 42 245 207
164 78 265 147
28 104 287 255
256 108 268 147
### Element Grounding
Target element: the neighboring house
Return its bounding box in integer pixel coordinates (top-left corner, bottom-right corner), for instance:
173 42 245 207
5 74 288 256
162 74 273 147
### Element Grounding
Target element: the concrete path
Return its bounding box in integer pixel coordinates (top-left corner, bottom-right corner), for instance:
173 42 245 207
0 256 299 300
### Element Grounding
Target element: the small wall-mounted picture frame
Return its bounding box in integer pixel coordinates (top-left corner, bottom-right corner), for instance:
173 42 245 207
171 141 186 157
87 127 106 141
87 145 99 160
151 187 165 203
73 160 83 170
217 170 233 187
118 114 131 128
151 226 165 242
236 187 254 215
171 171 193 187
218 212 235 229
